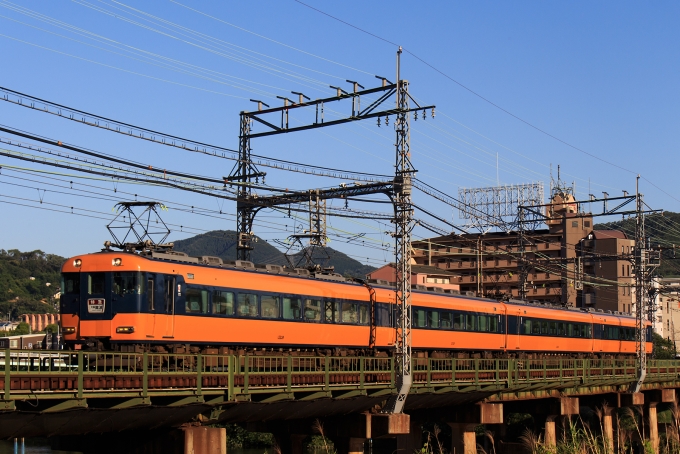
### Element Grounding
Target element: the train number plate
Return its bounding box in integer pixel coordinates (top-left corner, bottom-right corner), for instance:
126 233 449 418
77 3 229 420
87 298 105 313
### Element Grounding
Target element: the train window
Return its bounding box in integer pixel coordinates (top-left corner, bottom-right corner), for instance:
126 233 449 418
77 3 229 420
283 297 302 320
453 313 463 330
606 326 617 340
440 312 453 329
164 278 175 315
324 300 341 323
549 321 557 335
489 316 498 333
62 273 80 295
375 303 391 327
479 315 488 332
113 272 143 297
521 319 529 334
428 311 440 329
465 314 474 331
213 291 234 315
237 293 258 317
413 309 427 328
185 288 208 314
304 299 322 321
261 295 280 319
540 321 549 335
531 321 541 335
358 304 369 325
341 302 360 323
557 322 565 336
147 279 155 311
87 273 105 295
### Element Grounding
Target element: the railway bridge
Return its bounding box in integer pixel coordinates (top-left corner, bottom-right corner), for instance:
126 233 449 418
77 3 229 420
2 349 680 453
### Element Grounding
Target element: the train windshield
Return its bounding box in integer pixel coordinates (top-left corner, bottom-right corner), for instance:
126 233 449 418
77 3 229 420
62 273 80 295
113 272 144 296
87 273 106 294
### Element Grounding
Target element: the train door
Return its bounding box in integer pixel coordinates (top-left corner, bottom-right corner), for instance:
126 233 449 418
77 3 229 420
163 275 176 339
79 272 112 337
593 316 602 353
146 274 156 338
151 275 176 340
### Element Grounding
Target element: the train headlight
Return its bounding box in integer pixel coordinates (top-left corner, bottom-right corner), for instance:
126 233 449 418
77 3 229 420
116 326 135 334
73 259 82 267
112 258 122 266
62 327 76 335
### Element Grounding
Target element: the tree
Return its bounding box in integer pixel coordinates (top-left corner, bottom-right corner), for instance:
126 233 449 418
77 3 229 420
652 332 676 359
13 322 30 335
43 323 59 334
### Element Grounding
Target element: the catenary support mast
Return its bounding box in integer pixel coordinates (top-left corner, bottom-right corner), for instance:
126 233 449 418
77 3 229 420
228 50 433 412
633 175 647 393
383 47 414 414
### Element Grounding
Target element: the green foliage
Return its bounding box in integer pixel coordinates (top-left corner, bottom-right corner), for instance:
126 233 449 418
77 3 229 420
42 323 59 334
13 322 30 335
172 230 375 277
220 423 274 449
0 249 63 318
305 435 335 453
653 331 677 359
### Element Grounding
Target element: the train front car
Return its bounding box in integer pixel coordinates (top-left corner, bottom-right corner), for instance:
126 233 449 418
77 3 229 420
61 252 148 350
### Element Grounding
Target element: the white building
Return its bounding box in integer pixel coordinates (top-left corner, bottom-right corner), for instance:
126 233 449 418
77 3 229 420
660 278 680 349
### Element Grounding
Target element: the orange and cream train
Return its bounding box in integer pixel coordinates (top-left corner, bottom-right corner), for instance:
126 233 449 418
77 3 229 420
60 251 652 357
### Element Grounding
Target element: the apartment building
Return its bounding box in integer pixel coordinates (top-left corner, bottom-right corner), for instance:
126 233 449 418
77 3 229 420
412 191 592 306
579 230 635 313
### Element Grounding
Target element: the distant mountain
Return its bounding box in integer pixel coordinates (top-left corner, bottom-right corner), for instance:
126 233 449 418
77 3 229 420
172 230 376 278
594 211 680 277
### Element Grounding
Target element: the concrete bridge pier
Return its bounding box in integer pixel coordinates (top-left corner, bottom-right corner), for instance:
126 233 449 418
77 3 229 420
182 426 227 454
602 406 614 453
446 402 503 454
542 397 580 448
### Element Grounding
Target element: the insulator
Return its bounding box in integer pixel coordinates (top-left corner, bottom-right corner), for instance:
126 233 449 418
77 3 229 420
423 110 426 120
377 117 381 127
413 111 418 121
385 115 389 126
431 108 436 118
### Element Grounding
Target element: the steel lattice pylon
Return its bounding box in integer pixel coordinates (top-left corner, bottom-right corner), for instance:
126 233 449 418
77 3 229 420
233 114 260 261
632 177 649 393
383 48 414 414
227 50 434 413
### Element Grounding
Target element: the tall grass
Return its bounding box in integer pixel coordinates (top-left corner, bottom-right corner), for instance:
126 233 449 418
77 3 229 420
516 406 679 454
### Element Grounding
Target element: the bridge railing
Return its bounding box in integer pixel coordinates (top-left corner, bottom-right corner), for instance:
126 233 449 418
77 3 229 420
2 349 680 401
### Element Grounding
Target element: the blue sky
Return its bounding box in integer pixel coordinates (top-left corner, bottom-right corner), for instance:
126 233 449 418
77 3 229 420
0 1 678 266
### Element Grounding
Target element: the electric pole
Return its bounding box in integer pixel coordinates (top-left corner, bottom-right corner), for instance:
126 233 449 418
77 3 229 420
383 47 414 414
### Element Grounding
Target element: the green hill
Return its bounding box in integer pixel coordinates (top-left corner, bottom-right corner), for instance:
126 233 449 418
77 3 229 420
594 211 680 277
172 230 375 277
0 249 61 318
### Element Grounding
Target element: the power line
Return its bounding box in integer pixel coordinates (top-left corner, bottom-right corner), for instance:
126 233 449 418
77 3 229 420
293 1 680 205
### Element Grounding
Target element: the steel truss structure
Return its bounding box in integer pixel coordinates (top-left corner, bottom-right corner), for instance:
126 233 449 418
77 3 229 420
458 183 544 231
283 192 330 270
227 49 433 413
